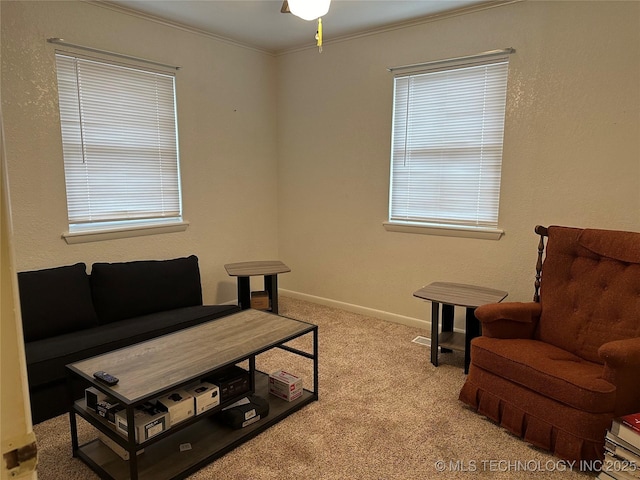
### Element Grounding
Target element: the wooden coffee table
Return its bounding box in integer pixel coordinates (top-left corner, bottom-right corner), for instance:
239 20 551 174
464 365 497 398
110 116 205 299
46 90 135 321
66 309 318 480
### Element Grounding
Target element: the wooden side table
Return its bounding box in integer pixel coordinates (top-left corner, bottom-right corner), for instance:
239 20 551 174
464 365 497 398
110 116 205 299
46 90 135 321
413 282 508 374
224 261 291 314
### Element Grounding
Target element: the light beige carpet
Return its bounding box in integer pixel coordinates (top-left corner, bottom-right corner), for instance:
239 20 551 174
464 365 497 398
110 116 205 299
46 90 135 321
33 297 595 479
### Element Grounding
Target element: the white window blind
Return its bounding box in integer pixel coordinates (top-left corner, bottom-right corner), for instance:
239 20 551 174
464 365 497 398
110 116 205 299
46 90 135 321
55 53 182 229
389 56 509 230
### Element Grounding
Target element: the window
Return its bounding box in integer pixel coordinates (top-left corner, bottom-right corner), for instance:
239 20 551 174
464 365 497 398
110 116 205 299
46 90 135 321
55 53 184 242
386 53 510 239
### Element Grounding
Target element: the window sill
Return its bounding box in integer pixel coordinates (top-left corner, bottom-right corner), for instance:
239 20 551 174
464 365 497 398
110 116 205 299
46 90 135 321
62 221 190 244
382 221 504 240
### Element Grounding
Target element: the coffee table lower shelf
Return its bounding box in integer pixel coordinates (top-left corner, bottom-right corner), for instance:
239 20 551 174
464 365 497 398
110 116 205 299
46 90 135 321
75 372 315 480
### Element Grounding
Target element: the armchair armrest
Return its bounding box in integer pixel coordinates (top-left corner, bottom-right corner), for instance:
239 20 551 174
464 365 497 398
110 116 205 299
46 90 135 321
599 337 640 416
475 302 541 339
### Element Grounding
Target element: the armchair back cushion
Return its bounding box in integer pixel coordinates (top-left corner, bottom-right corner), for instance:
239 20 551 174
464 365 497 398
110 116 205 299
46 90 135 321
537 226 640 364
91 255 203 324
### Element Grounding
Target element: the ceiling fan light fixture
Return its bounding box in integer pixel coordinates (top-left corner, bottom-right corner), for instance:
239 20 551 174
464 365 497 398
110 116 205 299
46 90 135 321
287 0 331 21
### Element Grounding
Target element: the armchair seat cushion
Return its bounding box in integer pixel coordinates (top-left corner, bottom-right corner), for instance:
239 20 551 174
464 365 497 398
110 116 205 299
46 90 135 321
459 365 613 461
472 336 616 413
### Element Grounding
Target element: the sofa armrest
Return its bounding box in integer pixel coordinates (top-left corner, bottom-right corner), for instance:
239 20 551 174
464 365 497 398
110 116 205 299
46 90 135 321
599 337 640 416
475 302 541 339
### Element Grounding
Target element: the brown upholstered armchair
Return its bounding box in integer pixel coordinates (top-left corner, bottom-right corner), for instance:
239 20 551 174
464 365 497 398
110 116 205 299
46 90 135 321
459 225 640 462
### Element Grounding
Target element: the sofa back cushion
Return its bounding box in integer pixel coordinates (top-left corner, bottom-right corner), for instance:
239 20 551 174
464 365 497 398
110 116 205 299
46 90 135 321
537 226 640 363
18 263 99 342
90 255 203 324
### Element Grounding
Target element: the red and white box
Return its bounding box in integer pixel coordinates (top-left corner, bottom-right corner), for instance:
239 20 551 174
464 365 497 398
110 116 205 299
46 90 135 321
269 370 303 402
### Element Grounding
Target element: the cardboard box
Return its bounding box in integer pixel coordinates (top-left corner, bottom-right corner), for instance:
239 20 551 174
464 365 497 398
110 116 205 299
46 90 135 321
184 382 220 415
97 432 144 460
155 390 194 426
205 366 250 403
96 399 122 424
85 387 107 412
115 404 168 443
269 370 303 402
250 291 269 310
86 388 121 423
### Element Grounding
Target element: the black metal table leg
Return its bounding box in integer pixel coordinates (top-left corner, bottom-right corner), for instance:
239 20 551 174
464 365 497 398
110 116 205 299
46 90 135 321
464 307 480 374
237 276 251 310
440 304 454 353
68 372 79 457
264 274 278 313
430 302 440 367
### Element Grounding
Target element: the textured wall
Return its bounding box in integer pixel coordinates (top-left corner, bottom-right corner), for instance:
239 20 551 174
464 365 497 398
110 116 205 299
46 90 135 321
276 1 640 323
3 1 640 327
1 1 279 304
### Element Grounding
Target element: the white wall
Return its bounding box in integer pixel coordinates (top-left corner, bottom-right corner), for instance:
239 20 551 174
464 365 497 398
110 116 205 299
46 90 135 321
1 0 279 304
276 1 640 322
3 0 640 327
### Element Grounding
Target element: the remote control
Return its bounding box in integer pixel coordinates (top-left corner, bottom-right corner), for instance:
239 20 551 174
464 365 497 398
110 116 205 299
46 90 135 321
93 371 119 386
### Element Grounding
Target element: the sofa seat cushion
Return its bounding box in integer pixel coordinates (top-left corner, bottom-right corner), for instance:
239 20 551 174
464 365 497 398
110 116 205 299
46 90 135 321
25 304 239 388
471 336 616 413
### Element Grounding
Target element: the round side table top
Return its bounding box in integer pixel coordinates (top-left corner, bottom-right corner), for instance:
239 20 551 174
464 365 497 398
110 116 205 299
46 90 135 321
224 260 291 277
413 281 508 308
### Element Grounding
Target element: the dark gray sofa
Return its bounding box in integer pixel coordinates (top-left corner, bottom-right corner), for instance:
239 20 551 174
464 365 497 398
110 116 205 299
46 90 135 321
18 255 240 424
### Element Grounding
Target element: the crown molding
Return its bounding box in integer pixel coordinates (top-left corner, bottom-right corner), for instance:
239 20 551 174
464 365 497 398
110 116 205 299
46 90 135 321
277 0 522 55
87 0 522 57
88 0 276 56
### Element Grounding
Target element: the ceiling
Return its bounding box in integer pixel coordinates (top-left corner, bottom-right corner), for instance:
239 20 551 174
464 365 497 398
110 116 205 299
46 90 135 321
106 0 491 53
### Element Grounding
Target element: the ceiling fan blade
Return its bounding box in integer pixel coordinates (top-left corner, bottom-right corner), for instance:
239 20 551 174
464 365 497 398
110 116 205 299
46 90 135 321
281 0 290 14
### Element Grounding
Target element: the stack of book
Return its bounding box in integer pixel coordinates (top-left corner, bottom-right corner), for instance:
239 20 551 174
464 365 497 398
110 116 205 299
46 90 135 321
598 412 640 480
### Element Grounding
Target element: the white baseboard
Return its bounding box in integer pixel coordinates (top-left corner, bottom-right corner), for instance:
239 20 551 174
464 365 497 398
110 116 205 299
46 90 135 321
280 289 431 331
220 298 239 306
